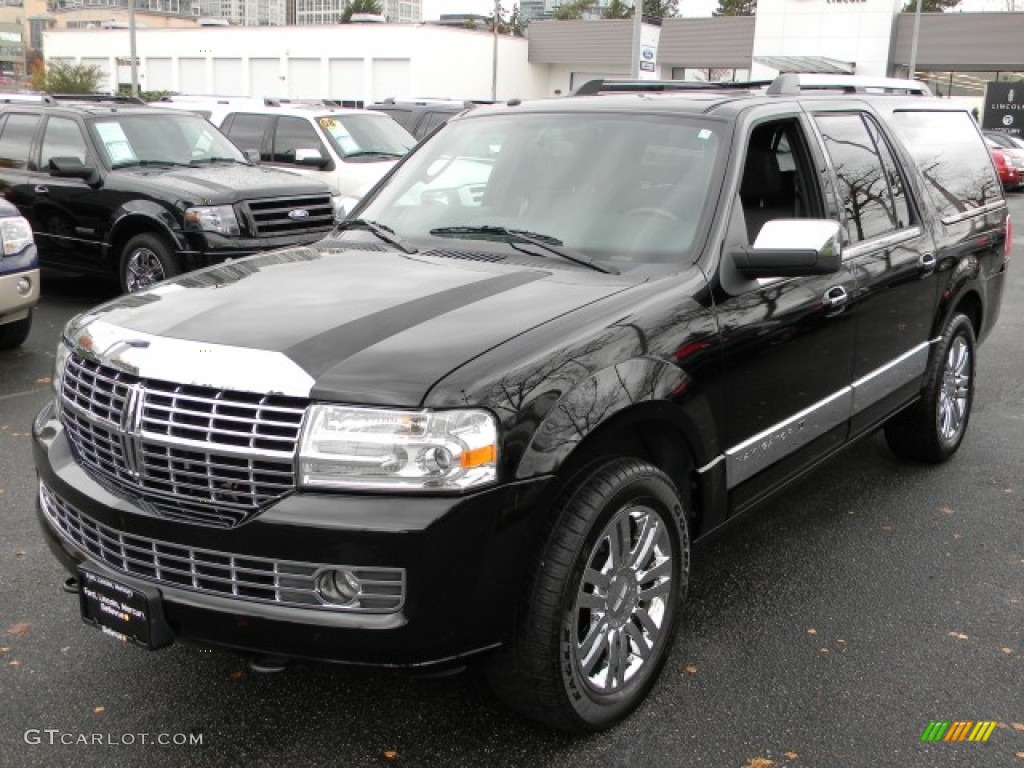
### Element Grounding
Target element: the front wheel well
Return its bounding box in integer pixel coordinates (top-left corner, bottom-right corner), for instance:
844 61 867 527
108 219 178 272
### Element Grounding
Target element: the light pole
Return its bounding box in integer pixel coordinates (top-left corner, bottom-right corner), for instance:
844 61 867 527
907 0 923 82
632 0 642 78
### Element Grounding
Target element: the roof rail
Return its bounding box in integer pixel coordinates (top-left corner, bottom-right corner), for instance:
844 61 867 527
571 79 772 96
50 93 147 105
766 74 932 96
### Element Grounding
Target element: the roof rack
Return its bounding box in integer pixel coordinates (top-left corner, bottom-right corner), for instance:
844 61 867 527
765 74 932 96
50 93 146 105
572 74 932 98
572 79 771 96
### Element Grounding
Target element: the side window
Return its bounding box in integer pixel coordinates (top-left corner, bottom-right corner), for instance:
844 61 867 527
272 117 324 164
41 116 88 169
224 113 271 159
814 113 898 244
415 111 450 139
864 117 912 230
0 113 41 169
739 119 822 244
888 110 1001 221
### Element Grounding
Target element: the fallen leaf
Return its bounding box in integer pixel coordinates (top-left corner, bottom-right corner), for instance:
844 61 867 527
8 659 20 667
747 759 776 768
1011 723 1024 733
228 670 245 681
939 506 955 515
1003 647 1014 655
0 646 7 653
948 631 969 641
14 551 25 558
881 525 895 532
819 648 830 655
1015 752 1024 761
93 706 105 714
952 532 962 539
6 622 30 637
806 628 817 636
684 664 699 676
383 750 398 760
836 639 846 646
34 377 51 385
783 753 799 761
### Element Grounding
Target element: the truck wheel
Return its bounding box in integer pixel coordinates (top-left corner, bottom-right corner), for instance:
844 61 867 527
120 233 180 293
884 313 976 463
487 458 689 732
0 311 31 350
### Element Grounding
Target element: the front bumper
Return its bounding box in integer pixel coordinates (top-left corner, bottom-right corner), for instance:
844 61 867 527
0 267 39 322
33 403 555 666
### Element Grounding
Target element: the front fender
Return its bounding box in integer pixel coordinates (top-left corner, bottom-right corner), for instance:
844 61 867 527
107 202 186 253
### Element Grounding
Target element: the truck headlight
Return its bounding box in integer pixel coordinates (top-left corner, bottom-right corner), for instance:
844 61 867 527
184 205 240 237
298 405 498 491
53 339 71 411
0 216 33 257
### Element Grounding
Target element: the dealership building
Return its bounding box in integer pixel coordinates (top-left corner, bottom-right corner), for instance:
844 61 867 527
41 0 1024 109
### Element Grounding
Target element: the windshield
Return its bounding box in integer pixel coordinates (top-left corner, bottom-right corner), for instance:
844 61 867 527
317 113 416 158
355 112 724 266
89 113 246 168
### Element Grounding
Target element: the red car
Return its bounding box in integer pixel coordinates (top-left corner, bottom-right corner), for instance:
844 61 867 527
991 148 1022 191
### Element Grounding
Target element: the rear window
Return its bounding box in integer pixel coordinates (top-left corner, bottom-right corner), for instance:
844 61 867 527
888 111 1001 221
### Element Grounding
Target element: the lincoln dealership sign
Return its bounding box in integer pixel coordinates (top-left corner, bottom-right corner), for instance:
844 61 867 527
982 82 1024 135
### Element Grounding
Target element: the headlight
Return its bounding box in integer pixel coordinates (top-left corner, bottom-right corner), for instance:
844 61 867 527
0 216 33 257
184 205 240 236
332 195 359 221
298 405 498 492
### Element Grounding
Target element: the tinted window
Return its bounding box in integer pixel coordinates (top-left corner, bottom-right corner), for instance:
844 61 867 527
415 111 451 139
89 113 245 168
815 114 899 243
371 107 415 131
41 116 88 168
224 113 271 159
0 113 40 169
864 116 911 230
889 111 1001 221
272 116 324 164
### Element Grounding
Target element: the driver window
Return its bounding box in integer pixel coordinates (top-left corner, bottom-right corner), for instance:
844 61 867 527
272 117 323 165
41 116 88 169
739 119 822 244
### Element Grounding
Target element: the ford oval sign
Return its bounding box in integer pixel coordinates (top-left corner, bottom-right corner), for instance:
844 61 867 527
288 209 310 220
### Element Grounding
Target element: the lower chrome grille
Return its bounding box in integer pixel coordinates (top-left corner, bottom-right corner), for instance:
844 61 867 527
40 483 405 613
60 352 306 528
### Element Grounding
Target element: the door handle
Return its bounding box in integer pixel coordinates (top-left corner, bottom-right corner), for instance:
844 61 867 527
822 285 848 310
919 252 936 274
34 185 49 195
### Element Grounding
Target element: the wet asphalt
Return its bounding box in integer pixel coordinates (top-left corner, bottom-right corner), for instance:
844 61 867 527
1 197 1022 768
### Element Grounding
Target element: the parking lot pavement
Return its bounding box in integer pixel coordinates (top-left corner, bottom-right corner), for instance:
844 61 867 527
2 205 1023 768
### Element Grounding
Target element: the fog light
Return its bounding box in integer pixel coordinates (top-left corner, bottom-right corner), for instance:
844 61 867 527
316 569 362 606
16 276 30 296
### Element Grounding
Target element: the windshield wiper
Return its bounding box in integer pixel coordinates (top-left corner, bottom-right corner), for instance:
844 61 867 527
428 225 617 275
335 218 418 254
114 159 192 169
344 150 405 159
190 157 247 165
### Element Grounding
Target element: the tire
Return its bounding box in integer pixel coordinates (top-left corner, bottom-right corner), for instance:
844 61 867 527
0 311 31 350
119 233 180 294
486 458 690 732
884 313 976 463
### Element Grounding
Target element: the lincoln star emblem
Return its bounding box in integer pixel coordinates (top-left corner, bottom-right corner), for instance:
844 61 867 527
119 383 146 481
288 209 310 220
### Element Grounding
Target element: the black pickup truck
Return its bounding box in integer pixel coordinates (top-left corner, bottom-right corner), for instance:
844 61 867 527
33 76 1009 732
0 101 336 292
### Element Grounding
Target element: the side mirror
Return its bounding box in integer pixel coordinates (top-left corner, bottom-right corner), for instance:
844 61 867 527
49 156 100 185
243 148 261 164
294 148 329 168
732 219 842 279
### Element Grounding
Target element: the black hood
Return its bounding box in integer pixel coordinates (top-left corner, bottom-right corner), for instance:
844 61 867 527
78 241 638 405
107 163 330 205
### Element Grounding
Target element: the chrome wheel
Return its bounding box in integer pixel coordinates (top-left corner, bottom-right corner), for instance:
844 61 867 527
937 335 971 442
125 247 166 292
569 502 673 694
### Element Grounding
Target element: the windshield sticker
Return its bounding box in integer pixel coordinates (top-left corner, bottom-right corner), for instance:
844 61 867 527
698 129 713 140
95 122 137 164
319 117 360 154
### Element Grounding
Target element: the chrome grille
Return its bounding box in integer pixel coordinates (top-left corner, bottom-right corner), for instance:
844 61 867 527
60 352 306 528
244 194 335 236
40 483 405 613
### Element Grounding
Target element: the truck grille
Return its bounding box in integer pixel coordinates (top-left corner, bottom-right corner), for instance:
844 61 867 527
244 194 335 236
59 352 306 528
40 483 405 613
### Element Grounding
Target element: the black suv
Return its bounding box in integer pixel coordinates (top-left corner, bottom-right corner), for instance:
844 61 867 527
0 101 336 292
33 76 1009 732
